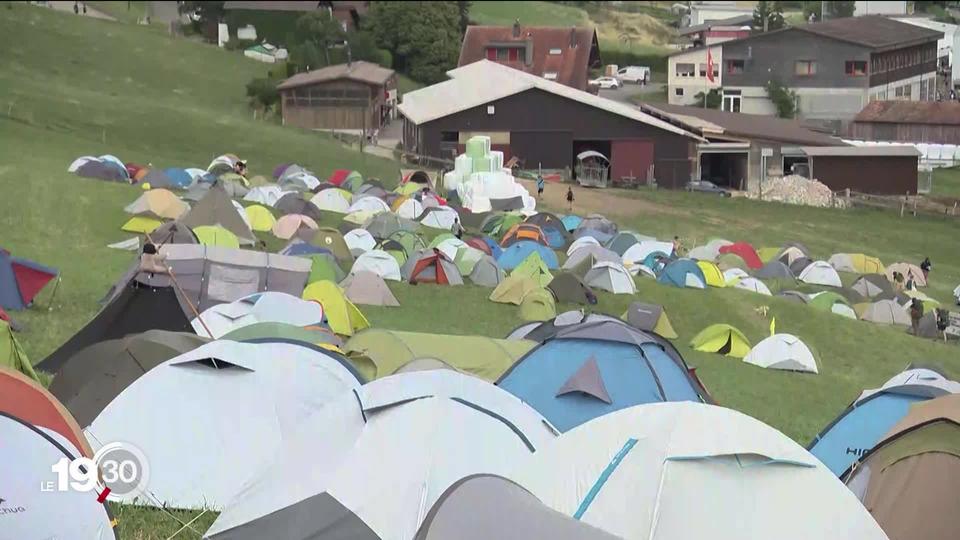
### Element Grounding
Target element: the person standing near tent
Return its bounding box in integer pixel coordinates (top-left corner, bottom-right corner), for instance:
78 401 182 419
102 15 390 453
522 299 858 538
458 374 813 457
909 298 924 336
921 257 932 281
536 174 545 199
566 186 574 211
234 159 248 178
893 271 904 291
672 236 685 257
936 308 950 342
451 217 464 240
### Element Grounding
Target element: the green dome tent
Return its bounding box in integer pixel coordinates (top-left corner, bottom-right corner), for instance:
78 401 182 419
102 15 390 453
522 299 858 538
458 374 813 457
689 324 751 358
519 289 557 322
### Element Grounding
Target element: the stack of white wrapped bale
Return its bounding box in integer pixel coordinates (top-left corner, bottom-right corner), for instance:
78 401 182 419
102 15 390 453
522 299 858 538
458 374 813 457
443 136 536 213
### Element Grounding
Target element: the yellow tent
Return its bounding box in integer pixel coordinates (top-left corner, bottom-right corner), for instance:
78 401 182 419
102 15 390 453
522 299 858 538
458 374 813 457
510 252 553 287
490 276 540 305
851 253 885 274
302 281 370 336
395 182 422 196
344 210 376 225
695 260 726 288
121 216 163 233
192 225 240 248
689 324 751 358
757 247 780 263
244 204 277 232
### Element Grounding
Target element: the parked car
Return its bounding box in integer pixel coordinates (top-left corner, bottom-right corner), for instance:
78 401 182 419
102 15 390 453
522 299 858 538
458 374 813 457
616 66 651 85
589 76 622 89
685 180 731 197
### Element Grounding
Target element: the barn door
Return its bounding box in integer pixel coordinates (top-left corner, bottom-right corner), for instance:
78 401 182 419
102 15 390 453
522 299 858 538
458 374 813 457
611 140 654 185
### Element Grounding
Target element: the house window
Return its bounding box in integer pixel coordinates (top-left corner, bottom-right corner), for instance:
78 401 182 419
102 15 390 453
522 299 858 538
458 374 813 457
516 48 526 62
675 87 684 96
895 86 904 98
903 84 912 99
508 48 518 61
496 48 508 61
440 131 458 143
487 105 495 115
795 60 817 76
726 59 744 74
486 48 496 60
544 72 558 80
845 60 867 76
676 63 695 77
549 48 562 55
699 63 706 77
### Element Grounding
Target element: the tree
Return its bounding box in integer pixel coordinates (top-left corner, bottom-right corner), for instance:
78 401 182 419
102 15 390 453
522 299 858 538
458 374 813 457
824 1 855 19
752 0 785 32
366 2 462 84
245 77 279 117
765 78 798 119
457 1 472 34
693 88 722 109
295 11 346 66
178 1 224 23
802 1 822 22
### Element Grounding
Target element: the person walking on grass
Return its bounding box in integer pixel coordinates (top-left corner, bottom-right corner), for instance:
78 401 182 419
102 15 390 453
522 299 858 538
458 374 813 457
566 186 574 212
536 174 545 199
921 257 932 281
909 298 924 336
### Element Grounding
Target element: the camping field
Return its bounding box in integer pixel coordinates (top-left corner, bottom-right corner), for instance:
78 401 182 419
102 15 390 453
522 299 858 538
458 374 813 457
2 3 960 538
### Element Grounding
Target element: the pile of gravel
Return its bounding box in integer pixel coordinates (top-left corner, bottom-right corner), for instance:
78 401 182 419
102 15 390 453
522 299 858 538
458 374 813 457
752 175 843 208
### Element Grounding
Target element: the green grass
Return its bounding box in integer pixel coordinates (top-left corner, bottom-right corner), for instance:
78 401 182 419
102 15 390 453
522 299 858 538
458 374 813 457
86 1 148 24
931 166 960 198
470 0 590 27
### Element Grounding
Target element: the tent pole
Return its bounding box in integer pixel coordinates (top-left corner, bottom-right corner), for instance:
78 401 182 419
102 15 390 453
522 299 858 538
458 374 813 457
144 233 214 338
46 275 62 311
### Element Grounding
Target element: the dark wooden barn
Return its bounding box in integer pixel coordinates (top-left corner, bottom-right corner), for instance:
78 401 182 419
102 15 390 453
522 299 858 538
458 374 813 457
278 61 397 132
802 146 920 194
398 60 703 188
852 101 960 145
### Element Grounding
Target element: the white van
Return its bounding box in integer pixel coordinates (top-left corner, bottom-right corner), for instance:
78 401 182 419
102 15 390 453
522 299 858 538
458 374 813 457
616 66 651 84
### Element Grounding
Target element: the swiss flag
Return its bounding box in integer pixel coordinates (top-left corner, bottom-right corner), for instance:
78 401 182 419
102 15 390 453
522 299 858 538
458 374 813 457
706 49 715 83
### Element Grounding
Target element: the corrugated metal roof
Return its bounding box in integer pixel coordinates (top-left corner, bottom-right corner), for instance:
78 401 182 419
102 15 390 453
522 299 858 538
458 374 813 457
855 100 960 125
398 60 702 141
802 146 920 157
678 14 753 36
641 104 841 146
277 61 394 90
458 26 599 90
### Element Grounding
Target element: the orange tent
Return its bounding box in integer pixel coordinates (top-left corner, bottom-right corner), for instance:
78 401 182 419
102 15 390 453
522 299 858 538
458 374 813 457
500 223 549 247
0 367 92 456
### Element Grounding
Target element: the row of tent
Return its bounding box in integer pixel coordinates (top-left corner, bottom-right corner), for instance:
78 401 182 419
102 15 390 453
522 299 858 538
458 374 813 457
5 351 910 540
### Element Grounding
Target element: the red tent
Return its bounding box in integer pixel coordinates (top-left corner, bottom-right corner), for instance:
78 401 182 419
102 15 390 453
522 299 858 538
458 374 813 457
0 248 59 310
328 169 351 186
465 237 492 256
719 242 763 269
408 250 464 285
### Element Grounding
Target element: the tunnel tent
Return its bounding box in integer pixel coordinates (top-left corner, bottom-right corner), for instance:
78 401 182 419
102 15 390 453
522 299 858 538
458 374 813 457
344 329 536 381
743 334 819 374
689 324 751 358
809 366 960 476
621 302 678 339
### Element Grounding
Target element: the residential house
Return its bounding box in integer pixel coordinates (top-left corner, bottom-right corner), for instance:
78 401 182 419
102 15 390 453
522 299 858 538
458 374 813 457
852 101 960 145
399 60 703 188
667 45 722 106
458 23 601 91
677 14 752 48
717 16 941 129
278 61 397 131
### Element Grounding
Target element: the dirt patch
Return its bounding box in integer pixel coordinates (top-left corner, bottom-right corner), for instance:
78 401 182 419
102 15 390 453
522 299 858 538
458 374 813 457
518 179 684 218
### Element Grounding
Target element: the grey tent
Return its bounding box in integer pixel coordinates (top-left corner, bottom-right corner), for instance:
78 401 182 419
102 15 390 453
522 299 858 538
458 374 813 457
77 160 127 181
852 274 894 299
48 330 208 426
179 185 256 245
183 182 211 202
836 287 867 305
606 232 639 256
458 211 490 231
623 302 678 339
358 185 389 199
275 193 324 222
149 221 198 245
548 272 597 305
777 290 810 304
366 213 420 240
214 178 249 198
754 260 795 280
415 475 621 540
577 214 618 236
789 256 814 276
141 169 177 189
340 271 400 307
468 255 505 287
505 311 619 342
490 196 524 211
563 245 620 272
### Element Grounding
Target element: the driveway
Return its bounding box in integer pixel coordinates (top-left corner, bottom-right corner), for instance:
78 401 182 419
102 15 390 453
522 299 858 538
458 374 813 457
46 1 115 20
599 81 664 105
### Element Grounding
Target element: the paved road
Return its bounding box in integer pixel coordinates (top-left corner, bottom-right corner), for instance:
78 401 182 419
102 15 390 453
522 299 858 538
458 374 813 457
46 1 115 20
599 82 665 105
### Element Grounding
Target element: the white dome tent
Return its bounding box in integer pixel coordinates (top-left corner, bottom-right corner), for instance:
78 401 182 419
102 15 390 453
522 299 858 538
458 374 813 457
798 261 843 287
311 189 352 213
344 228 377 255
419 207 460 230
1 414 115 539
190 292 324 339
566 236 601 256
351 250 403 281
85 340 364 510
517 403 888 540
584 262 636 294
395 198 425 219
244 186 288 207
348 195 391 215
206 370 558 540
743 334 819 373
621 241 675 267
734 277 773 296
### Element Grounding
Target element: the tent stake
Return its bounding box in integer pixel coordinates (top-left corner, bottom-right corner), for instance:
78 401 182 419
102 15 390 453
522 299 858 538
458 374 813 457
46 275 62 311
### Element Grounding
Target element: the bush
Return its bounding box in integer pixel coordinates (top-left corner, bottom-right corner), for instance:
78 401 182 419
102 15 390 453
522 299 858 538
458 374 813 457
224 38 257 51
245 77 280 115
224 11 301 46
